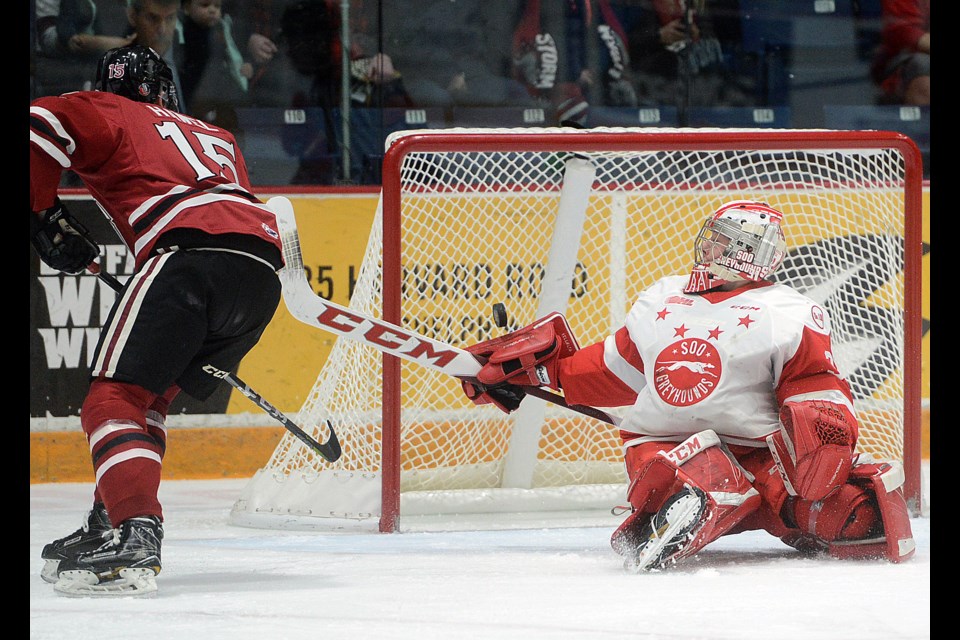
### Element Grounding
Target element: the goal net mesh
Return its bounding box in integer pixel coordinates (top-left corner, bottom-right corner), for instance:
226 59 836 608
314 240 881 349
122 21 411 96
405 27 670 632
231 127 920 531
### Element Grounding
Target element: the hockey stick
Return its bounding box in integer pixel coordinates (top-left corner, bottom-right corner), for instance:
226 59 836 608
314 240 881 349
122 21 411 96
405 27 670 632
87 259 342 462
267 195 622 427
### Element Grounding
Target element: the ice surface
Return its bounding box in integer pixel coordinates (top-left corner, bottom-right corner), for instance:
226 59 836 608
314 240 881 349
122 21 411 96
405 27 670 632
31 479 930 640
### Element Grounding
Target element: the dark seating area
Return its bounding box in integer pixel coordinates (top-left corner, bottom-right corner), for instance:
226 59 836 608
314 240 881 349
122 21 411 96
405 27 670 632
31 0 929 186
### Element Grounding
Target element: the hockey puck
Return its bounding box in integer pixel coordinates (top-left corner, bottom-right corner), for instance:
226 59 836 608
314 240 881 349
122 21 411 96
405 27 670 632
492 303 508 328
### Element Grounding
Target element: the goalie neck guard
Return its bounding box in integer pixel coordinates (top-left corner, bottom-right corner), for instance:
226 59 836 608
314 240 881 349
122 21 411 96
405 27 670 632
684 200 787 294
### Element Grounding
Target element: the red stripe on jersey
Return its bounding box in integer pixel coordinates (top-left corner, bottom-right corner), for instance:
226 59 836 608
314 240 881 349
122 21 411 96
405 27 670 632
559 338 639 408
93 255 166 378
614 325 644 373
776 325 853 405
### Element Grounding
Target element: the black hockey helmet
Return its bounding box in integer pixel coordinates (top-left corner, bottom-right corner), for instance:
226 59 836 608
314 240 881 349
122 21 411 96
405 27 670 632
95 44 180 112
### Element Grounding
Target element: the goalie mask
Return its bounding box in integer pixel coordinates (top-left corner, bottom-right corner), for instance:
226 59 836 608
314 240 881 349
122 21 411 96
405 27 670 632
683 200 787 294
95 44 180 113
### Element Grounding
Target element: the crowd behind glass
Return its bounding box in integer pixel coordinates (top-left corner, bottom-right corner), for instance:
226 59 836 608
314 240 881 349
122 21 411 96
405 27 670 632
31 0 931 185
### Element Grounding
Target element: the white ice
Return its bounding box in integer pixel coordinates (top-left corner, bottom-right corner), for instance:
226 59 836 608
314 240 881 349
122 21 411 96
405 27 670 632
31 479 930 640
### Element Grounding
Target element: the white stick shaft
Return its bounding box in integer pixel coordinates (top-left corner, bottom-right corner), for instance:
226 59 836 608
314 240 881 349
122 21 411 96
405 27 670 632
266 195 621 427
270 196 482 378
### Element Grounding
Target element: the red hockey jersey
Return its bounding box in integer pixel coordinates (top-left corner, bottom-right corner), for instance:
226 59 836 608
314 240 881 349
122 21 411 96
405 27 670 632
30 91 282 269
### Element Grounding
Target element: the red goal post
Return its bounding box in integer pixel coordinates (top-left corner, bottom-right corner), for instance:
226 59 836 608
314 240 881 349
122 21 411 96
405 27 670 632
232 127 924 533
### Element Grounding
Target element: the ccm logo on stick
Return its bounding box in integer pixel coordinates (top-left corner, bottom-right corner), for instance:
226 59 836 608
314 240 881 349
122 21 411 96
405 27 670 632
203 364 230 378
315 302 460 368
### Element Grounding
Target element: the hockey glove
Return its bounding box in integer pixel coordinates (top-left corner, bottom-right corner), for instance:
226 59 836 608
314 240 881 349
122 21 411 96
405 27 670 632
30 199 99 275
766 400 856 501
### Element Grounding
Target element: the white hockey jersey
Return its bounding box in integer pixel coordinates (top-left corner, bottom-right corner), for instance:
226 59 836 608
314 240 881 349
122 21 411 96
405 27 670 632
557 275 856 448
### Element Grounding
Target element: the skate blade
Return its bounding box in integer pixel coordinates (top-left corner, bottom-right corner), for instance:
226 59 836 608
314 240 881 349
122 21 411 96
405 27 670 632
41 559 61 584
54 567 158 597
628 492 704 573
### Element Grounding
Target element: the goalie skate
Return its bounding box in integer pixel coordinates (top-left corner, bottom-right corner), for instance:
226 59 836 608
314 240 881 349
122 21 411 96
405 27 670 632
54 515 162 597
623 486 708 572
41 502 113 584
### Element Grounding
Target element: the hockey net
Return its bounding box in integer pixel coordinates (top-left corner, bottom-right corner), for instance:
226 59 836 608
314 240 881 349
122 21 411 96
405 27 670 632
231 127 924 532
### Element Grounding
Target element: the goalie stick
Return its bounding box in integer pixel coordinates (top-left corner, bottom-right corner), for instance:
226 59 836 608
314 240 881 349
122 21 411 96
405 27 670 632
87 259 342 463
267 195 623 428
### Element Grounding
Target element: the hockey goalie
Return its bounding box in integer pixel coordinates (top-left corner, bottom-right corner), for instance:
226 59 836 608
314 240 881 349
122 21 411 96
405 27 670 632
461 199 916 570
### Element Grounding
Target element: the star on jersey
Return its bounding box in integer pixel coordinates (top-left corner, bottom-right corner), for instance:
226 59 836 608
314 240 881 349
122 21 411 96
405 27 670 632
708 326 723 340
738 315 755 328
674 324 689 337
656 308 670 320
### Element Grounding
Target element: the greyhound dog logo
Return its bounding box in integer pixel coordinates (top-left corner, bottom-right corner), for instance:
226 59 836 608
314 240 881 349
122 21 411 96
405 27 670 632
659 361 716 374
654 338 722 407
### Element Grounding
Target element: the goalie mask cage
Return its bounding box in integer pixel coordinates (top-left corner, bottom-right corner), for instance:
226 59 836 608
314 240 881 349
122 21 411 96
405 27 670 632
231 127 924 532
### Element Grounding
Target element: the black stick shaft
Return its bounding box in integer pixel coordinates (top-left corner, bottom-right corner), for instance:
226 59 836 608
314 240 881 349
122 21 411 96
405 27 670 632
91 266 341 462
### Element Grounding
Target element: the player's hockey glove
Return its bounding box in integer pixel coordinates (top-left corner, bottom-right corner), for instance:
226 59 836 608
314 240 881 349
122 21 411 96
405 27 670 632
30 198 99 275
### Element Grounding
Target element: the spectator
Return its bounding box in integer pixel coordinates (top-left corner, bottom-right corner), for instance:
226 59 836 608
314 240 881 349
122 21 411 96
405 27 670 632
34 0 133 96
512 0 638 126
36 0 133 60
126 0 188 112
269 0 413 184
348 0 414 109
179 0 252 128
233 0 309 108
381 0 535 108
619 0 747 110
871 0 929 106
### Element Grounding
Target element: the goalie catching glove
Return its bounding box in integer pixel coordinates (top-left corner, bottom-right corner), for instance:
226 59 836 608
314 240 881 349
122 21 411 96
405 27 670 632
461 312 580 414
766 400 857 501
30 198 99 275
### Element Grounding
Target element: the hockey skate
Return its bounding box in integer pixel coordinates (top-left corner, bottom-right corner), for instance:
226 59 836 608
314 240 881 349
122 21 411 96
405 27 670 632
54 515 163 597
41 502 113 584
620 486 708 572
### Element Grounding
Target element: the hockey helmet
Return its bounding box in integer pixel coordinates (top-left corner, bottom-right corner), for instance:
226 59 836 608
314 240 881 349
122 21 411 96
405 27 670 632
95 44 180 113
683 200 787 294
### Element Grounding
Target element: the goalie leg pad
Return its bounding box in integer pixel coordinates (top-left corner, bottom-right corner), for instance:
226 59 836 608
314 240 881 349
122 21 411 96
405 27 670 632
612 431 761 569
791 461 915 563
767 400 856 501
